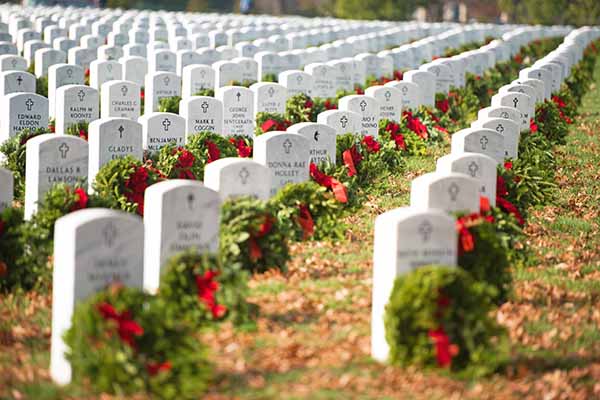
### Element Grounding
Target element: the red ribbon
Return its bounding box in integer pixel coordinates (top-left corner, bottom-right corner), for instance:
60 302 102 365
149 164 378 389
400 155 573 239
71 188 89 211
529 118 538 133
195 270 226 318
362 135 381 153
97 302 144 349
342 145 362 177
260 119 277 133
248 215 273 262
146 361 172 376
297 204 315 240
428 327 459 367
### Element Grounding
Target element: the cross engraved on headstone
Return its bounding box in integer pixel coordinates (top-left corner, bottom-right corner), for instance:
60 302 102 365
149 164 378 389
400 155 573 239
296 75 302 84
313 130 319 141
359 100 367 111
448 182 460 201
401 86 408 94
512 97 518 108
468 161 479 177
66 68 73 78
25 98 34 111
236 92 241 102
201 101 209 113
384 91 391 101
239 167 250 184
102 222 117 248
267 86 275 97
480 135 489 150
282 138 292 154
187 193 195 210
162 118 171 131
496 124 504 133
77 89 85 101
16 75 22 85
200 70 206 78
58 142 70 159
117 125 124 138
418 220 433 242
121 85 128 96
340 115 348 128
10 59 16 68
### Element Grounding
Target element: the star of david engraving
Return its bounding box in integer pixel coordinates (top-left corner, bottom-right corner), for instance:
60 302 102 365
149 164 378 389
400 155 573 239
102 222 117 248
58 142 69 159
448 182 460 201
480 135 489 150
468 161 479 177
239 167 250 184
418 220 433 242
282 138 292 154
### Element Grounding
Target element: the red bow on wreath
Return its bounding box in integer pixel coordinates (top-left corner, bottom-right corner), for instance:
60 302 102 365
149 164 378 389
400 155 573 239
97 302 144 349
297 204 315 240
309 163 348 203
248 215 274 262
195 270 226 319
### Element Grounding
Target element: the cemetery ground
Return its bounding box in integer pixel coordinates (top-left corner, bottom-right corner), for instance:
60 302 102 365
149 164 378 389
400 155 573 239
2 55 600 400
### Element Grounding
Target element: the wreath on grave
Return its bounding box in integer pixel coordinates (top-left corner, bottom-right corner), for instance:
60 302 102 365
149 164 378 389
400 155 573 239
64 284 211 399
0 207 24 292
228 135 253 157
157 251 255 327
36 75 48 98
18 183 112 291
384 265 506 375
412 107 452 141
535 100 569 145
552 90 577 123
254 112 291 136
453 198 512 303
220 197 290 273
65 121 90 141
92 156 165 216
445 89 480 129
285 93 318 124
156 145 203 180
268 181 344 242
158 96 182 114
378 119 427 156
193 88 215 97
0 127 52 200
226 80 256 88
261 73 277 83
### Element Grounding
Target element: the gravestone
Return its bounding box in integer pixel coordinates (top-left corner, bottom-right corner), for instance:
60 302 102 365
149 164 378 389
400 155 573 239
88 118 143 188
216 86 254 137
287 122 336 165
410 172 480 213
0 70 35 96
255 51 282 81
279 70 313 98
89 60 123 90
179 96 223 138
182 65 215 98
234 57 259 85
253 131 310 197
100 80 141 120
55 85 99 135
55 38 77 55
34 48 66 78
338 95 381 137
214 60 242 88
477 106 521 130
403 70 436 107
50 208 144 385
0 93 48 143
305 63 336 99
196 47 221 66
24 134 88 219
514 78 545 105
121 56 147 87
451 127 504 163
316 110 361 135
472 118 520 159
491 92 532 131
204 157 271 200
420 63 453 94
0 167 13 211
437 152 497 206
144 180 221 293
67 47 95 71
48 64 84 118
384 81 421 111
371 207 457 362
123 43 147 58
0 42 18 57
250 82 287 115
139 112 185 155
0 55 26 72
97 45 123 62
365 86 402 122
176 49 201 76
148 49 176 73
519 67 552 99
327 59 353 92
144 72 181 114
